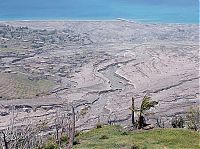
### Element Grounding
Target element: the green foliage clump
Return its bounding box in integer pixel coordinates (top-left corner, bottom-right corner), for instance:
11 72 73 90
43 141 58 149
139 96 158 113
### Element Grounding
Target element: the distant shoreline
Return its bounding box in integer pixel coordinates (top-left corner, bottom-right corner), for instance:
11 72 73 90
0 18 198 26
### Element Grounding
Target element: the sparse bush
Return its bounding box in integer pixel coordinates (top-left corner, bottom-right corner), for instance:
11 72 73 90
131 144 140 149
43 141 58 149
96 117 103 129
156 117 165 128
96 123 103 129
171 116 184 128
34 147 43 149
99 135 109 139
186 107 199 131
121 130 129 135
79 106 90 117
75 131 81 137
73 138 80 145
60 135 68 144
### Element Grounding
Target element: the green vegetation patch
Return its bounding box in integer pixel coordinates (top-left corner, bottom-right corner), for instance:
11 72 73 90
75 125 200 149
0 72 55 99
11 73 55 98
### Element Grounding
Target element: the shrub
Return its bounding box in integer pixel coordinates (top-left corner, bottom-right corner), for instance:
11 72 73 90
60 135 68 144
131 144 140 149
186 107 199 131
171 116 184 128
73 138 80 145
96 118 103 129
44 141 58 149
121 131 129 135
99 135 109 139
75 131 81 137
96 123 103 129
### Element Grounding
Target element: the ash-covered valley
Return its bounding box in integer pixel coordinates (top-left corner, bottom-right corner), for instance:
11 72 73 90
0 21 199 132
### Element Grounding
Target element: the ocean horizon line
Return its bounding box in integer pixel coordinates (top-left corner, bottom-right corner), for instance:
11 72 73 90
0 18 198 25
0 0 198 24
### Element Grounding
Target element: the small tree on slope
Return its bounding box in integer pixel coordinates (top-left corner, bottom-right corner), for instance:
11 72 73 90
131 95 158 129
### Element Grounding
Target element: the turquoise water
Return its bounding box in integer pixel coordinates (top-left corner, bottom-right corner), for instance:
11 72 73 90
0 0 199 23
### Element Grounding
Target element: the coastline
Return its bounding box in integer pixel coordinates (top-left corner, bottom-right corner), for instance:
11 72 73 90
0 18 199 26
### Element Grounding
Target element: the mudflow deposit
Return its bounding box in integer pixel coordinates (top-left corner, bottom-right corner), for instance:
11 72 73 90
0 21 199 131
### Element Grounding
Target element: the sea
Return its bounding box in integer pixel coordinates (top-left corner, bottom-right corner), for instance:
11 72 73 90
0 0 199 24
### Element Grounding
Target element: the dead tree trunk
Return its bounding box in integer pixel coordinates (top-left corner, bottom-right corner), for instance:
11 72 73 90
2 131 9 149
67 106 75 149
131 97 135 127
55 111 60 146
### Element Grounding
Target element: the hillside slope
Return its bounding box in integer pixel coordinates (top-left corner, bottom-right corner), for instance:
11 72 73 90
75 125 200 149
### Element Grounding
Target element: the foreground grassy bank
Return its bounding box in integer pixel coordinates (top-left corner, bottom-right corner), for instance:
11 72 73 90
74 125 200 149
